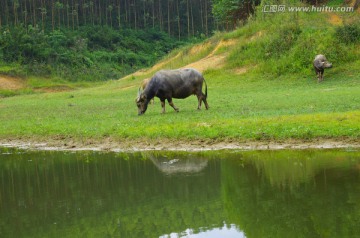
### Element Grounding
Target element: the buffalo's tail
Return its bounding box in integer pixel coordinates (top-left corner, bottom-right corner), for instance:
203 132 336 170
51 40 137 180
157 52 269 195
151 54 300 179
203 78 208 99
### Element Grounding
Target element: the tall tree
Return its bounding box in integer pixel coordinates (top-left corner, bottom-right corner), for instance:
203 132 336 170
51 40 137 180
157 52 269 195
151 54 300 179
117 0 121 27
51 0 55 31
186 0 190 37
176 0 181 39
40 0 46 31
55 1 64 29
158 0 163 31
167 0 171 36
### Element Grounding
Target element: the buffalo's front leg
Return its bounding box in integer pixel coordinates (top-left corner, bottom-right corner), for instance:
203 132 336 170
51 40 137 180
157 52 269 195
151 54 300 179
318 69 324 83
161 100 166 113
316 71 320 82
168 99 179 112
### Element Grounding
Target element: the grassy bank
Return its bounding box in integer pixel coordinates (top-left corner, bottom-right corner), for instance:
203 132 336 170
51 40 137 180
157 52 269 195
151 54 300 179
1 69 359 144
0 8 359 147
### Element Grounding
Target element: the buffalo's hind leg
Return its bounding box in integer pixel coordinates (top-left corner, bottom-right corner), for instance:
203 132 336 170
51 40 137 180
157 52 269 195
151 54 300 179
201 92 209 110
197 96 202 110
197 94 209 110
203 96 209 110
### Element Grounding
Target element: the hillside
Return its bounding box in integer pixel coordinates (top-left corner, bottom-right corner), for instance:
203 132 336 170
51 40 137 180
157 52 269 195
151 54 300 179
123 8 360 81
0 7 360 150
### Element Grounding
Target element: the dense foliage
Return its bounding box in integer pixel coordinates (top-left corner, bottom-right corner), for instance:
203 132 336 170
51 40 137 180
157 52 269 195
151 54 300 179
335 23 360 44
0 25 182 81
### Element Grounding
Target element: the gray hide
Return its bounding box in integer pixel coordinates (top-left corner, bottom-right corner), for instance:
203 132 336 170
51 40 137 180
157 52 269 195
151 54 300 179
136 68 209 115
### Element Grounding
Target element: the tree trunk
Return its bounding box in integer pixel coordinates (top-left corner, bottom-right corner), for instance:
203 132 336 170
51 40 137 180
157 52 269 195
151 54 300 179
177 0 180 40
90 1 94 26
187 0 190 37
75 4 79 29
152 0 155 28
33 0 36 27
205 0 208 36
14 0 19 26
105 2 108 26
134 0 137 29
117 0 121 28
52 0 55 31
124 0 128 24
190 1 194 36
41 0 46 31
199 0 203 33
167 0 170 36
66 0 70 28
158 0 162 31
98 0 102 25
83 2 87 25
143 0 146 28
71 1 75 30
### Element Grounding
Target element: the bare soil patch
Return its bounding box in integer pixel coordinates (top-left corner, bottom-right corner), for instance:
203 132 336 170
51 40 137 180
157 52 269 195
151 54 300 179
233 67 249 75
328 13 342 26
0 75 25 90
182 54 226 72
121 39 237 80
177 39 237 73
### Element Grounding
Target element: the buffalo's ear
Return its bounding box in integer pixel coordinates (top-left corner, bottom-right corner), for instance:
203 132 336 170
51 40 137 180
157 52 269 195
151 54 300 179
141 94 147 101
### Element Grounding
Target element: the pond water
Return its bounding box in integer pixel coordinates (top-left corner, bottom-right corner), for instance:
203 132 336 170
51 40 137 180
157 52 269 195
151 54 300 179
1 148 360 238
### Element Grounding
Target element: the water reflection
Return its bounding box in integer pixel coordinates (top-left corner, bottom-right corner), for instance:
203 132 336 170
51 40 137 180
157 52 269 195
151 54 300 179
161 224 245 238
0 148 360 238
146 152 208 175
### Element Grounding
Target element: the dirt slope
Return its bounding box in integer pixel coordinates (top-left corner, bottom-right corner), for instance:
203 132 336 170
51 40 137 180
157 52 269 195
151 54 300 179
0 75 25 90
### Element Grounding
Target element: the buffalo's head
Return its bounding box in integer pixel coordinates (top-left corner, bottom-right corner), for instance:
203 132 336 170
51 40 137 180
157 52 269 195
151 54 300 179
315 55 333 69
135 88 148 115
322 61 333 69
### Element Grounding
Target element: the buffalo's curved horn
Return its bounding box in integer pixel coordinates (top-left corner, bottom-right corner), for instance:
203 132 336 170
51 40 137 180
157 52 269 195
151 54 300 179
138 87 142 97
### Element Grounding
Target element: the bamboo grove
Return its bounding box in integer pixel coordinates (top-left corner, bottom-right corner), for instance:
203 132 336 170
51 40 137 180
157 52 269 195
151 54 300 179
0 0 214 39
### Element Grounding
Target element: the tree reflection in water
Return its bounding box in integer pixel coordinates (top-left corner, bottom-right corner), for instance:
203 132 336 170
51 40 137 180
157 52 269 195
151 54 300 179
0 148 359 238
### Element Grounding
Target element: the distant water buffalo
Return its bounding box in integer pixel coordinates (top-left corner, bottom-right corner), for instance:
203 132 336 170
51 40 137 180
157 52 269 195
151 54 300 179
136 68 209 115
313 54 332 83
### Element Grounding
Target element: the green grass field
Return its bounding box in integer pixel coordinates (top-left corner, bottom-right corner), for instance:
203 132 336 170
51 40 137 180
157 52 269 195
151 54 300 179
0 9 359 146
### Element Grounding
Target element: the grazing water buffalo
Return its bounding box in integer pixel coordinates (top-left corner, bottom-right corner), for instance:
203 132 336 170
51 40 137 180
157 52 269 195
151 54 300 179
313 54 332 83
136 68 209 115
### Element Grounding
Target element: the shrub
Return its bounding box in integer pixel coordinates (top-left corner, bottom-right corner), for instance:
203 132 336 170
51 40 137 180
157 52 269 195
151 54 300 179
335 24 360 44
264 24 302 59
